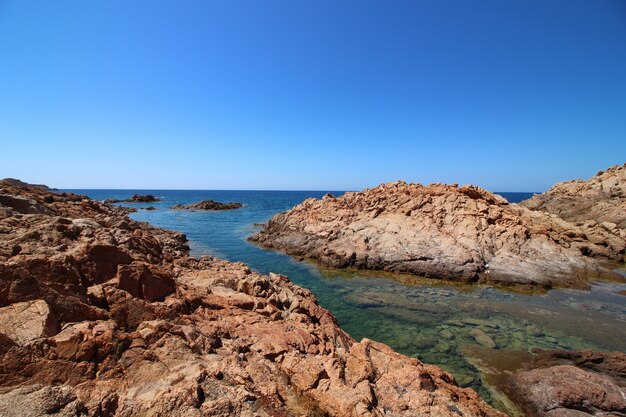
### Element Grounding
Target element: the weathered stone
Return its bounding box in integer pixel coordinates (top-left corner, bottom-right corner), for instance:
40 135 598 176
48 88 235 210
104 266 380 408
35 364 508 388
0 300 58 345
507 365 626 416
523 163 626 230
0 179 505 417
251 179 625 288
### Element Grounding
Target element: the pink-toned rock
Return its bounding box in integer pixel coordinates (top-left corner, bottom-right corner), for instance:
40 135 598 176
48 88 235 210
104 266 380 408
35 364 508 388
506 365 626 417
523 163 626 231
0 179 505 417
251 181 625 289
0 300 58 345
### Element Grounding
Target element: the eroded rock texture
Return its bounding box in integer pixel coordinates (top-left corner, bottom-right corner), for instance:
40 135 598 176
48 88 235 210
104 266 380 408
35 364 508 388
251 182 625 288
0 179 504 417
522 164 626 233
505 349 626 417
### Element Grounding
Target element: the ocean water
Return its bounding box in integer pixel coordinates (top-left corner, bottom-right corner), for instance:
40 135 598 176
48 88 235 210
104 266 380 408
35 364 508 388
71 189 626 411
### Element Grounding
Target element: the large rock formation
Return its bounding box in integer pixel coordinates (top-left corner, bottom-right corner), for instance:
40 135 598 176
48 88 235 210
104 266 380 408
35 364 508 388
0 179 503 417
504 349 626 417
172 200 244 211
250 182 625 288
522 163 626 232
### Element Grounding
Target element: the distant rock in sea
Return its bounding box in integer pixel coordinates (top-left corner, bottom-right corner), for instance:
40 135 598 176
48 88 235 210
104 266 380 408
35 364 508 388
522 163 626 232
105 194 160 203
250 180 625 289
172 200 243 210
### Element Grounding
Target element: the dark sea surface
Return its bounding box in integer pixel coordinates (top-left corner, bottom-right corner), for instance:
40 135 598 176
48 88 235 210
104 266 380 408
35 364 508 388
70 189 626 411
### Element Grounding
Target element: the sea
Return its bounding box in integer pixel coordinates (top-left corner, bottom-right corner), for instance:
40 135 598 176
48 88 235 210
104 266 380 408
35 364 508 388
69 189 626 410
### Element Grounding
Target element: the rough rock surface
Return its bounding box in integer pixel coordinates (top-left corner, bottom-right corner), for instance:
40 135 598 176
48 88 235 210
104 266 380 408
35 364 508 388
250 181 625 288
0 179 503 417
505 349 626 417
0 299 59 345
105 194 160 203
522 164 626 232
172 200 244 211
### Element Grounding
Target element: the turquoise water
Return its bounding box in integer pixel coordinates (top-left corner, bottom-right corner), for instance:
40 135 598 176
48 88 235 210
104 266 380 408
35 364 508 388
72 189 626 411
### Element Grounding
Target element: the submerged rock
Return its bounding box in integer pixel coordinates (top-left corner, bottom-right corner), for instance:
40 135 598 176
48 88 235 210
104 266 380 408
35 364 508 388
250 181 625 289
0 179 504 417
172 200 243 210
469 328 496 349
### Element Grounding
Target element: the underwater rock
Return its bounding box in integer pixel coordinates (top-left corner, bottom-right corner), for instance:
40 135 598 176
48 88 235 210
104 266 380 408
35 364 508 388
469 328 496 349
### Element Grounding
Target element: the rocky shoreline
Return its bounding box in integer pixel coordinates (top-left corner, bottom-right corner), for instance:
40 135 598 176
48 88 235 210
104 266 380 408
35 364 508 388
250 166 626 289
0 179 504 416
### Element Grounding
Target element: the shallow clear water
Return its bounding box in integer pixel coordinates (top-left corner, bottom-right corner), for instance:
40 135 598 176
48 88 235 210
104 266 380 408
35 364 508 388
71 189 626 410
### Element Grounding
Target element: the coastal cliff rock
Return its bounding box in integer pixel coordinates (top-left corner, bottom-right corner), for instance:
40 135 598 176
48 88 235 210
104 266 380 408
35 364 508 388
504 349 626 417
0 180 503 417
250 181 625 288
522 163 626 232
172 200 244 210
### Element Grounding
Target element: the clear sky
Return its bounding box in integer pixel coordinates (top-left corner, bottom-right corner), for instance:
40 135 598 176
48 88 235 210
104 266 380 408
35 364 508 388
0 1 625 191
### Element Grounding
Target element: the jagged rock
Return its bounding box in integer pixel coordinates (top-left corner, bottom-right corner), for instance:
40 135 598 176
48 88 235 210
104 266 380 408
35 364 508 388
0 179 504 417
171 200 243 210
523 163 626 231
0 193 49 214
250 181 625 288
0 385 86 417
0 300 59 345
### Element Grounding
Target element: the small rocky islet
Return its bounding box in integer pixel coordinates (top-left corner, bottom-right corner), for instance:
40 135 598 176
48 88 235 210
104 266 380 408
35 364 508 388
172 200 244 211
0 164 624 417
104 194 160 204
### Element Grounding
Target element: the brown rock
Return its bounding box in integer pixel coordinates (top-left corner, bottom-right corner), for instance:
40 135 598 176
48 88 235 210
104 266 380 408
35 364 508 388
0 300 58 345
523 163 626 231
506 365 626 416
117 262 175 302
0 179 504 417
172 200 244 210
250 181 625 288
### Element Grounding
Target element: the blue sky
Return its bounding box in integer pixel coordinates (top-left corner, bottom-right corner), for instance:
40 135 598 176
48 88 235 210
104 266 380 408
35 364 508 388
0 1 625 191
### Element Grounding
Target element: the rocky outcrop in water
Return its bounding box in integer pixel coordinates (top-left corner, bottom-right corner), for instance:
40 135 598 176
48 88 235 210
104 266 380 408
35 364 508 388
250 182 625 288
172 200 243 210
0 180 503 417
105 194 160 203
522 163 626 232
505 349 626 417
